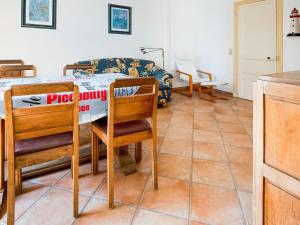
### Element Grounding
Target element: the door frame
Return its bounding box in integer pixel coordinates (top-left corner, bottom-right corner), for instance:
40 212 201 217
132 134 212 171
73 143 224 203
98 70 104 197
233 0 283 97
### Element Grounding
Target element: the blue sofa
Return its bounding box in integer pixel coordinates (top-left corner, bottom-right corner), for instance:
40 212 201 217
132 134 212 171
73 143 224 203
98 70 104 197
74 58 173 106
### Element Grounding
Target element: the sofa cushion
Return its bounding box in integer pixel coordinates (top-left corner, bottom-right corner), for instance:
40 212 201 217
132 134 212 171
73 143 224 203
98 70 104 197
151 66 173 89
15 132 73 156
122 58 155 77
95 118 151 137
75 58 173 105
76 58 156 77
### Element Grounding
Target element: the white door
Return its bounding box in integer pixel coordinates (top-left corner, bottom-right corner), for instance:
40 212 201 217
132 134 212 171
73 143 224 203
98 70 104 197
237 0 277 100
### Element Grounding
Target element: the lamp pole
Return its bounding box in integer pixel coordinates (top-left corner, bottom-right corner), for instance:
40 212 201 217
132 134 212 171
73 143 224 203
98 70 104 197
140 47 165 70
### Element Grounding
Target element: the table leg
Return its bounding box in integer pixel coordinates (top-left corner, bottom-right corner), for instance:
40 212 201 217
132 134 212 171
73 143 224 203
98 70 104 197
135 142 142 163
118 146 138 175
0 119 5 190
119 146 128 155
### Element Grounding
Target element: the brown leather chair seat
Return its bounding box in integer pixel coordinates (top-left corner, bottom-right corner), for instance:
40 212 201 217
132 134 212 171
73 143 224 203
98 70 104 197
95 118 151 137
15 132 73 156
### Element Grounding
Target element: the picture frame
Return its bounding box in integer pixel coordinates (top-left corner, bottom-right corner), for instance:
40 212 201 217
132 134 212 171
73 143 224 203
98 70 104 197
21 0 57 29
108 4 132 35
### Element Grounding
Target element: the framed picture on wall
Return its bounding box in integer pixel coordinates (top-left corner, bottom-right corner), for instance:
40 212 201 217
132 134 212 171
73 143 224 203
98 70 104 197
108 4 132 35
21 0 57 29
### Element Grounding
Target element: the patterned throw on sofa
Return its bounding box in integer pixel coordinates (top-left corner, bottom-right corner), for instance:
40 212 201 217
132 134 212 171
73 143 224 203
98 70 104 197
74 58 173 106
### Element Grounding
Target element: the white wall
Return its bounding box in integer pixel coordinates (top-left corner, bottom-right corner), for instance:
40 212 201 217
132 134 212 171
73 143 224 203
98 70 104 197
0 0 167 76
167 0 300 92
167 0 234 92
1 0 300 91
283 0 300 71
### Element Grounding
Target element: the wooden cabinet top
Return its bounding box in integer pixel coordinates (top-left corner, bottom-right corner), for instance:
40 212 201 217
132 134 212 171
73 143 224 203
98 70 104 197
259 71 300 85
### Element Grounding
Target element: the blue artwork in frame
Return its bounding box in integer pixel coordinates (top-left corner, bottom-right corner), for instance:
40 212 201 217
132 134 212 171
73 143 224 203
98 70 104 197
109 4 132 35
22 0 56 29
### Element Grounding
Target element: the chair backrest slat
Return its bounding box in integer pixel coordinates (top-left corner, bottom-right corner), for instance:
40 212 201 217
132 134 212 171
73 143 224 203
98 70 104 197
5 82 79 141
114 94 154 123
12 104 73 117
110 77 158 124
0 60 24 77
13 107 74 139
114 77 155 88
0 65 36 78
0 60 24 65
11 82 73 96
63 64 95 76
14 126 73 140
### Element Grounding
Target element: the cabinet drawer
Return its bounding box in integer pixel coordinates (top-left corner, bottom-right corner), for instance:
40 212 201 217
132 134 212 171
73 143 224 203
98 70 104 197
264 181 300 225
264 96 300 180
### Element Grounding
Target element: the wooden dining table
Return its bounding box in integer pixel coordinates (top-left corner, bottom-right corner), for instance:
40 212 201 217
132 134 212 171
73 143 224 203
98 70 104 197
0 73 141 190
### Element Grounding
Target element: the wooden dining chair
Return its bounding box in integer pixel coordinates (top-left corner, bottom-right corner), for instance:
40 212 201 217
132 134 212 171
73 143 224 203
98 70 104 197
0 65 37 78
91 77 159 209
0 60 24 67
4 82 79 225
63 64 95 76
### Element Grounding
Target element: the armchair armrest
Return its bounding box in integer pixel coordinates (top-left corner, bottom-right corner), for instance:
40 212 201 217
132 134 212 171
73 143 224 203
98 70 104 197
197 70 213 81
177 70 193 83
176 70 193 97
152 66 173 88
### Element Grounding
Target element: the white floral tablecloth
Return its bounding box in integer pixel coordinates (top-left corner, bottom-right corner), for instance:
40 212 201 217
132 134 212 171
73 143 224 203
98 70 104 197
0 73 137 124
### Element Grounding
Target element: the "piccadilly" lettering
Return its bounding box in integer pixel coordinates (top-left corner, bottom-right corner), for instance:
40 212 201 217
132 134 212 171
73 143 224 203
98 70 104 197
47 90 107 104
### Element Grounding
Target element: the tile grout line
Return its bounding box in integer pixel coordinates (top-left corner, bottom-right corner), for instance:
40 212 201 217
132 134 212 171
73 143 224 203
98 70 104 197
188 98 196 225
15 168 72 224
230 101 253 225
19 165 106 225
12 96 253 225
128 172 150 225
129 104 175 225
215 102 249 225
71 168 108 225
180 97 222 225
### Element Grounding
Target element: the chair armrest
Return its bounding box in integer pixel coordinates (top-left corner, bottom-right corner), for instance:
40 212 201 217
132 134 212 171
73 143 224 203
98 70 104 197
177 70 193 84
177 70 192 77
197 70 213 81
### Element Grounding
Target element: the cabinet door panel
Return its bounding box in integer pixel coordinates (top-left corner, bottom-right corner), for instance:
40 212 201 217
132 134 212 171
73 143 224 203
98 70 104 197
264 181 300 225
265 96 300 180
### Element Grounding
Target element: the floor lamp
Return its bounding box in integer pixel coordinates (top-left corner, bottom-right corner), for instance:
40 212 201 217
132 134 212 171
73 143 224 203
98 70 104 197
140 47 165 70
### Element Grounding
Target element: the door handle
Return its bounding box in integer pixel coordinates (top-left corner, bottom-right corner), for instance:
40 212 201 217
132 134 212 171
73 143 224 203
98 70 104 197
266 56 279 61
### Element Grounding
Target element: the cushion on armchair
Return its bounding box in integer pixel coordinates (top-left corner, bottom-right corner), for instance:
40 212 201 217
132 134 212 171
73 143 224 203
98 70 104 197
176 59 211 83
176 59 198 81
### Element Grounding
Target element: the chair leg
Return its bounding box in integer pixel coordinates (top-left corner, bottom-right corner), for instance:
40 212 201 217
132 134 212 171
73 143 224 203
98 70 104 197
14 169 22 195
135 142 142 163
189 83 193 97
0 119 5 190
198 85 203 97
7 163 15 225
107 143 114 209
72 152 79 218
151 138 158 190
91 132 98 175
70 158 73 179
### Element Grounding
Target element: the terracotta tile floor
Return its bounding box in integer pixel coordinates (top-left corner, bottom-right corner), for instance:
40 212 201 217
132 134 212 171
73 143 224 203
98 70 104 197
3 92 253 225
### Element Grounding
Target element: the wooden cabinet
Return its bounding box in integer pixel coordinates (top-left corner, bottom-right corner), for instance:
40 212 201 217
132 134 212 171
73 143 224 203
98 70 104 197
254 71 300 225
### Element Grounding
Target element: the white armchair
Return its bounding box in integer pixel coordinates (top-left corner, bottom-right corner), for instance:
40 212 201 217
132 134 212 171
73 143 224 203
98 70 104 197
173 59 227 101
